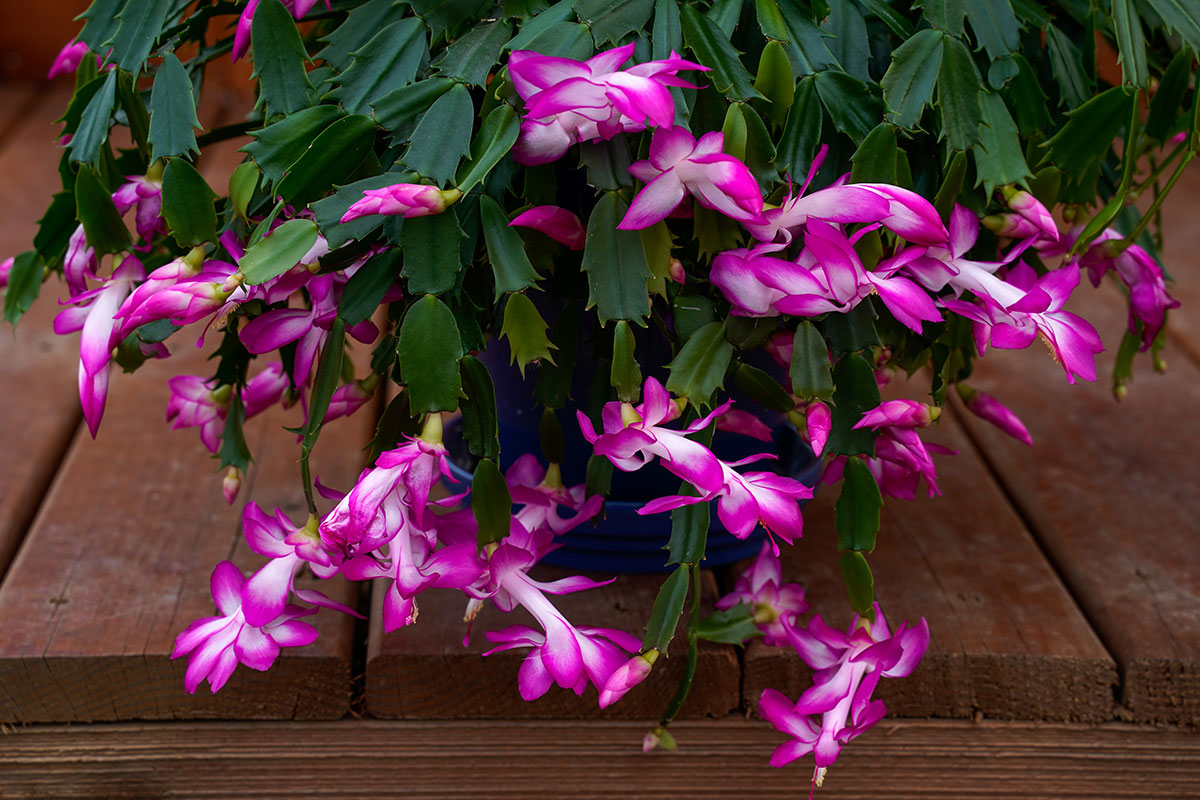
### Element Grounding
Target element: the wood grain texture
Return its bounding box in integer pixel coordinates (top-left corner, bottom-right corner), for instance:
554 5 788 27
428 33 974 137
955 283 1200 724
743 411 1117 723
0 347 371 722
1158 164 1200 366
0 87 83 577
366 569 740 719
1 718 1198 798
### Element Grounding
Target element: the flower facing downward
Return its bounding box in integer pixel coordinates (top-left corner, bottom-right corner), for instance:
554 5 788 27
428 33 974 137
760 605 929 783
171 561 320 693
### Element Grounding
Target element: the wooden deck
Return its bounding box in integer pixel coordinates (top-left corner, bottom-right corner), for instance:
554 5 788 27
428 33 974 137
1 83 1199 796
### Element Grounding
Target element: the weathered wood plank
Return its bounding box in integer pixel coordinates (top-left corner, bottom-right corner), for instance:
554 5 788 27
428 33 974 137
743 411 1118 723
956 281 1200 724
366 569 740 720
0 86 83 576
1 718 1198 798
1158 164 1200 365
0 342 371 721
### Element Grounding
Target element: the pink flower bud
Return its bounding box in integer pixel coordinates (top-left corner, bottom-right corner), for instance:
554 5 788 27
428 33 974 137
222 467 242 505
667 258 686 284
341 184 461 222
509 206 586 250
853 399 938 431
47 40 91 80
598 650 658 709
958 385 1033 446
0 256 12 290
805 401 831 457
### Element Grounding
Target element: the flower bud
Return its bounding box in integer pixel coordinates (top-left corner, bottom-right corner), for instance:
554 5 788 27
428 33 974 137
222 467 242 505
341 183 462 222
598 649 658 709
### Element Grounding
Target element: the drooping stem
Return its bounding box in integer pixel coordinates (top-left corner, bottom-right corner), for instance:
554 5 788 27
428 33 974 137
658 562 703 728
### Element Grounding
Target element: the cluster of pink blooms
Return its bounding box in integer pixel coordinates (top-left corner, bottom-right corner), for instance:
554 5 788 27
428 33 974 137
27 39 1178 785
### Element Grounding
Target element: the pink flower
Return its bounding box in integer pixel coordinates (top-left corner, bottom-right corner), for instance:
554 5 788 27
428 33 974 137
0 256 11 289
62 225 97 297
619 127 763 229
340 184 458 222
47 40 91 80
505 454 603 537
232 0 331 61
761 604 928 781
1075 230 1179 349
477 525 638 701
112 175 165 244
957 385 1032 446
239 504 352 628
716 409 775 442
508 43 707 165
53 255 144 437
578 376 726 494
804 401 831 458
982 189 1059 245
171 561 321 693
510 206 586 249
852 399 938 431
166 376 229 453
597 650 658 708
242 361 292 417
942 263 1105 384
715 542 807 646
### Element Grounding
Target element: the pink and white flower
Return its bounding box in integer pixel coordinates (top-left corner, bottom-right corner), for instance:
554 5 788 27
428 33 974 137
340 184 458 222
715 542 807 646
760 604 928 781
507 43 706 165
619 127 763 229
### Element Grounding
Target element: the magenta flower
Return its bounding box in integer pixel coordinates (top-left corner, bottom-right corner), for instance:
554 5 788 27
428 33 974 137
619 127 763 229
171 561 320 693
715 542 807 646
804 401 831 458
233 0 330 61
242 361 292 418
710 244 838 318
510 206 586 249
638 462 812 547
942 263 1105 384
716 409 775 442
578 376 726 494
1075 229 1179 349
47 40 91 79
53 255 144 437
116 261 244 340
340 184 459 222
113 175 165 244
982 188 1059 245
508 43 706 165
0 256 11 289
316 424 451 563
505 454 603 537
63 225 98 296
853 399 938 431
597 649 658 708
166 376 229 453
761 604 929 780
239 504 355 628
477 525 638 701
957 385 1033 446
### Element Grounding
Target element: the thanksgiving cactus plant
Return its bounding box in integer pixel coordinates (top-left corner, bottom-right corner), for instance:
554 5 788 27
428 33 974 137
3 0 1196 788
